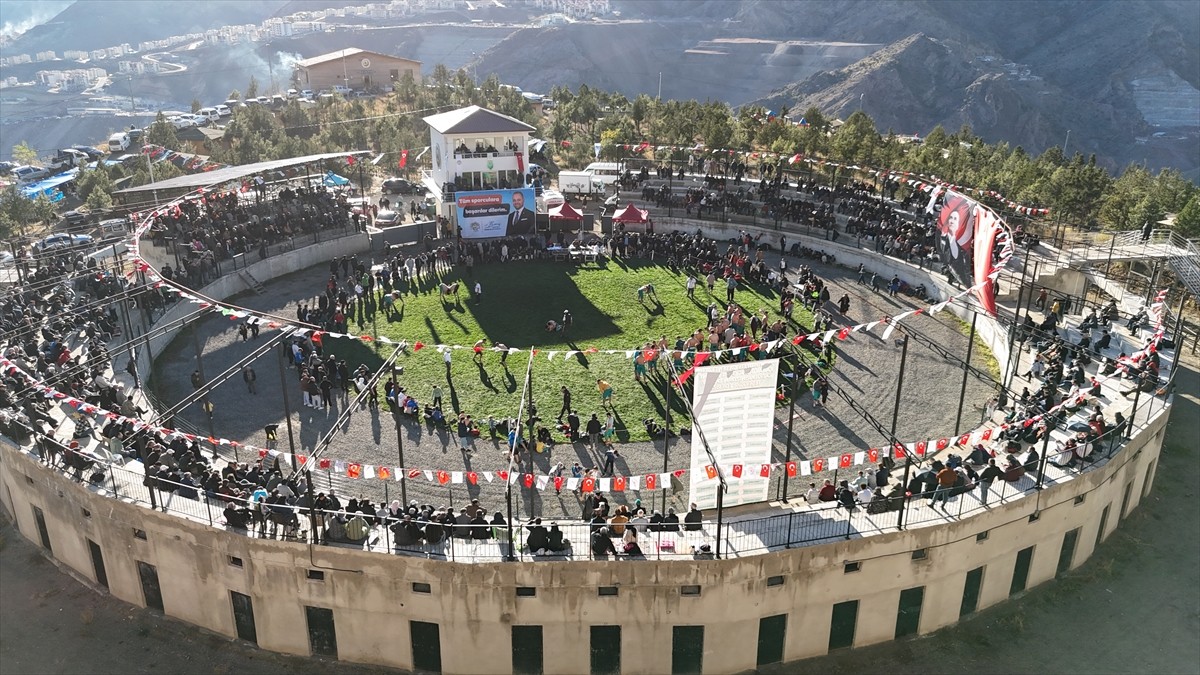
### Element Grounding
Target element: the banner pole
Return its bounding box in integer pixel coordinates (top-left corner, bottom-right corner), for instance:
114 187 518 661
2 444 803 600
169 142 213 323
891 335 912 530
954 312 978 435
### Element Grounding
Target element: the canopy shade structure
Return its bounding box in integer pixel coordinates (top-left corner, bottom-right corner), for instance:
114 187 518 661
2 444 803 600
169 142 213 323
322 172 350 186
21 168 78 200
549 201 584 221
612 203 649 223
113 150 372 196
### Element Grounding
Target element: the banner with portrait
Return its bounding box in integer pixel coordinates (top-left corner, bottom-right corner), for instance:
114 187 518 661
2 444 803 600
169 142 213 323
455 188 536 239
935 190 1003 315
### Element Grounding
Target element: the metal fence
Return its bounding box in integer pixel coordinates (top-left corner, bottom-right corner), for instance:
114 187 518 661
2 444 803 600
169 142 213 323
10 402 1162 563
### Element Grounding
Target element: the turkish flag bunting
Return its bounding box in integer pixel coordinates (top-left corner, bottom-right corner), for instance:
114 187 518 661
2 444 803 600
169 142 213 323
347 463 362 479
408 469 422 479
839 453 853 469
915 440 927 456
399 149 408 168
812 458 826 473
867 448 880 463
957 434 971 446
523 473 534 489
467 471 478 485
893 442 906 458
673 469 686 479
319 458 332 470
936 438 950 451
760 464 771 478
346 155 356 165
377 466 392 480
731 464 743 478
981 428 994 441
582 477 596 493
413 341 425 351
786 461 798 477
297 454 308 467
258 449 268 458
553 476 564 491
613 476 626 491
497 470 509 482
437 470 450 485
705 465 718 479
645 474 657 490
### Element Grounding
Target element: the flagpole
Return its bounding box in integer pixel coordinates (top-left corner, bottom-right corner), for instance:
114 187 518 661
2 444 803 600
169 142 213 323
891 334 912 530
504 346 535 561
954 312 978 435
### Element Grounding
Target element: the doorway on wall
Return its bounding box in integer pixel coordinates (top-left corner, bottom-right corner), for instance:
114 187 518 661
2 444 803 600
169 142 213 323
230 591 258 644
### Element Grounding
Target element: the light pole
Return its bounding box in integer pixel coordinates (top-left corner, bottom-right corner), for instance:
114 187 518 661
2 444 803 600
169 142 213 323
394 365 407 506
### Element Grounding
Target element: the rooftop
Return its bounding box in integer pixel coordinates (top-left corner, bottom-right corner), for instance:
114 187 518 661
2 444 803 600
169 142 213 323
424 105 536 136
294 48 420 69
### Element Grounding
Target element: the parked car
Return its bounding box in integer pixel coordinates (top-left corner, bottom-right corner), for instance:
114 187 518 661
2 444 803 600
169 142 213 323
60 210 91 228
300 89 314 99
374 210 401 226
0 161 17 175
127 127 144 144
223 99 246 110
70 145 107 161
215 104 232 116
381 177 424 195
197 107 221 123
34 233 94 253
167 115 195 129
96 217 128 236
11 165 48 184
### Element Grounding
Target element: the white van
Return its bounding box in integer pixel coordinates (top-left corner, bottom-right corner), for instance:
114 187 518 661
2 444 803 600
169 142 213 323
197 107 220 123
107 132 131 153
584 162 623 189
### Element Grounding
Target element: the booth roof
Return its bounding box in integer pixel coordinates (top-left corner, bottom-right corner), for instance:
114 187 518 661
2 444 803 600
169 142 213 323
113 150 371 195
612 203 649 223
549 201 585 220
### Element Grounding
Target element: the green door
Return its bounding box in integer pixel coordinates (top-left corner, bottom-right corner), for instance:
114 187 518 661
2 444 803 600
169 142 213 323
512 625 544 675
671 625 704 675
1057 527 1080 577
828 600 858 651
756 614 787 666
411 620 442 673
960 566 984 618
590 625 621 675
305 606 337 658
1010 546 1034 596
895 586 924 638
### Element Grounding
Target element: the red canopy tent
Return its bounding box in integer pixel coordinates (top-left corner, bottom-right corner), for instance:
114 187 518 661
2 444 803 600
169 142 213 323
549 201 585 221
612 203 649 223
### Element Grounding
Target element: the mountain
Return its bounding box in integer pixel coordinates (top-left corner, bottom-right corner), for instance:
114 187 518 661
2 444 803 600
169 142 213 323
475 0 1199 173
4 1 292 54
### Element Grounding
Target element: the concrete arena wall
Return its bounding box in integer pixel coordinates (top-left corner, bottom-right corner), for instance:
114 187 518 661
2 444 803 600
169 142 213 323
132 233 371 388
0 406 1168 674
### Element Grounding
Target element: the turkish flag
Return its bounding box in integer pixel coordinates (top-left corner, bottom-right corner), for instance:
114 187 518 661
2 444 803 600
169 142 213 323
812 458 826 473
467 471 478 485
437 470 450 485
705 465 718 479
407 469 422 479
915 441 927 456
867 448 880 463
413 341 424 351
582 477 595 493
553 476 564 491
645 474 657 490
399 149 408 168
346 155 356 165
347 463 362 479
613 476 626 492
893 442 906 458
258 449 268 458
377 466 392 480
731 464 743 478
297 454 308 467
319 458 332 470
497 470 509 482
936 438 950 451
673 469 686 479
839 453 853 469
786 461 798 477
523 473 534 489
981 429 994 441
760 464 771 478
957 434 971 446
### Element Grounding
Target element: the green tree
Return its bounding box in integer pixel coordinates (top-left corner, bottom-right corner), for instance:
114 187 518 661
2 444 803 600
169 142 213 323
227 89 241 100
11 141 38 165
0 185 34 236
246 76 259 99
85 184 113 211
1174 195 1200 238
145 112 181 151
191 98 202 113
30 193 57 225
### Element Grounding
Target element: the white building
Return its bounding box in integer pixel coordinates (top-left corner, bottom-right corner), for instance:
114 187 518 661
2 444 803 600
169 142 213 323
63 50 88 61
423 105 536 213
35 51 57 62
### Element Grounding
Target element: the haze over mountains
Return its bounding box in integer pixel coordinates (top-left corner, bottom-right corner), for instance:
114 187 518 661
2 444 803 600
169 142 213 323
2 0 1197 175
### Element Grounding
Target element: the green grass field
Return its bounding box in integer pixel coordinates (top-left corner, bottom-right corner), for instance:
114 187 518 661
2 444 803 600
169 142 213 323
331 258 811 441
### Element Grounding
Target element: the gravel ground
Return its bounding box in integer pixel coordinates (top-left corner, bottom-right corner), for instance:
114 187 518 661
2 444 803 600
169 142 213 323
152 248 994 520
